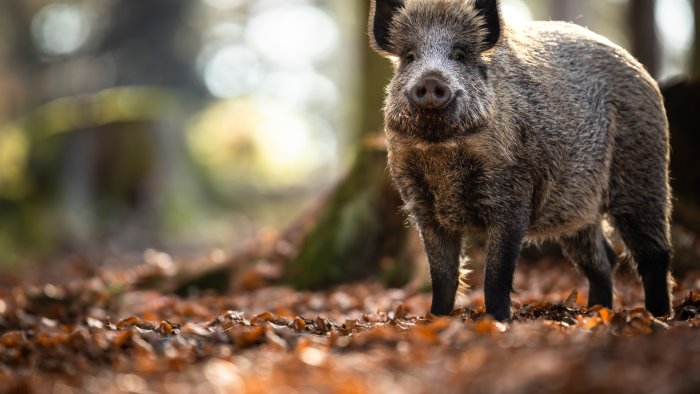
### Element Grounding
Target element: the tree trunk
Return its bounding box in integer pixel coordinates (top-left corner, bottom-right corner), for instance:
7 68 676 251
661 0 700 271
283 147 410 289
55 0 203 251
693 0 700 78
628 0 660 78
283 4 413 289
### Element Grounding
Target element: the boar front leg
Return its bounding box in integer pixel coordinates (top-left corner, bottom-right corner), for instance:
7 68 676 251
419 224 463 316
483 224 526 321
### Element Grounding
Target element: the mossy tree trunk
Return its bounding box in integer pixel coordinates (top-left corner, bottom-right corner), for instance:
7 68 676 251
283 146 410 289
283 5 413 289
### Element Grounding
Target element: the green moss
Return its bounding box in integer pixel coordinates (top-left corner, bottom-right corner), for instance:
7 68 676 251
284 149 408 289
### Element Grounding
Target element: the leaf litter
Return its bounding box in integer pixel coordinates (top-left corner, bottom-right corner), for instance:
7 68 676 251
1 256 699 394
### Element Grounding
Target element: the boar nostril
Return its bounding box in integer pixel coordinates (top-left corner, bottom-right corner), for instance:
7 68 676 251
435 86 445 98
409 77 453 110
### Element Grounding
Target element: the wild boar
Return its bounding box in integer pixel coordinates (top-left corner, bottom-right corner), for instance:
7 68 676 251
369 0 672 320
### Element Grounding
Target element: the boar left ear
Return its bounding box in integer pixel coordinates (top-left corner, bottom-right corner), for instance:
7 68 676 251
369 0 405 55
473 0 501 50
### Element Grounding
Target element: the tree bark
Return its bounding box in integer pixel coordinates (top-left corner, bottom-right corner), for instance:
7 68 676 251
628 0 660 78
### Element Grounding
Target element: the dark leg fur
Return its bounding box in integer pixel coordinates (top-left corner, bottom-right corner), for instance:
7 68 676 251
613 214 672 317
420 225 463 315
560 225 615 308
483 226 525 321
637 249 671 317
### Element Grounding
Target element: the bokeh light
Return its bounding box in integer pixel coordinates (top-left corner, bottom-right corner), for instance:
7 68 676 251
257 69 338 110
655 0 696 79
502 0 534 25
202 45 264 98
195 2 342 192
187 99 336 189
656 0 695 51
245 5 339 68
31 3 92 56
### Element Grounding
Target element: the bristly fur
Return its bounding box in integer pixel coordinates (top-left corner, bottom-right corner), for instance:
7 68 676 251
389 0 490 54
369 0 673 320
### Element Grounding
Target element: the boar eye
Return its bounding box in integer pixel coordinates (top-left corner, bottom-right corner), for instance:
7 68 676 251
452 49 467 63
403 51 416 64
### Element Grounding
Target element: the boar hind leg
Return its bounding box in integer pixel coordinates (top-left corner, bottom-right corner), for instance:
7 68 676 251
612 212 672 317
560 225 615 309
420 225 463 316
609 115 672 317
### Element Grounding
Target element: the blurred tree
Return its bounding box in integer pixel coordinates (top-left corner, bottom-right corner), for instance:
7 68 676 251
62 0 204 251
0 2 55 262
628 0 660 78
662 0 700 212
100 0 203 92
283 2 412 289
659 0 700 273
694 0 700 78
3 0 205 261
0 2 35 115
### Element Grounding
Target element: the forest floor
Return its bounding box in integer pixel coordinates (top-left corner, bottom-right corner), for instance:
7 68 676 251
1 250 699 394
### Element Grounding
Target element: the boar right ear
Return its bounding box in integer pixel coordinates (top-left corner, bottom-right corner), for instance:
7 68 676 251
474 0 501 50
369 0 405 55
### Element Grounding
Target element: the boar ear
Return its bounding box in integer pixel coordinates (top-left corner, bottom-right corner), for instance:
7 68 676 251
369 0 405 55
473 0 501 50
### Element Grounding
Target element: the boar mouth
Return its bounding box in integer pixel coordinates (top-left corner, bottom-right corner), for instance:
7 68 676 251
387 96 483 142
391 90 483 142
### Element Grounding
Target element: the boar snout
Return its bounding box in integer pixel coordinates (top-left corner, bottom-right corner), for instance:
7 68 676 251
409 76 453 110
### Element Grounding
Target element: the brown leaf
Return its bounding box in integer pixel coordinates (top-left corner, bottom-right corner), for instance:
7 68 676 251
250 311 276 325
598 308 613 323
116 315 142 330
475 317 507 335
0 331 26 346
293 317 307 333
314 316 330 335
231 326 267 349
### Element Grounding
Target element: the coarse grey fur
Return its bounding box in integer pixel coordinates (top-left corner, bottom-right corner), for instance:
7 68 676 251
369 0 673 321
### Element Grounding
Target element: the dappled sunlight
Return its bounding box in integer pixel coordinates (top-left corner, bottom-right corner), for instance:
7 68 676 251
254 101 332 176
187 99 336 190
196 2 341 158
193 2 343 193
